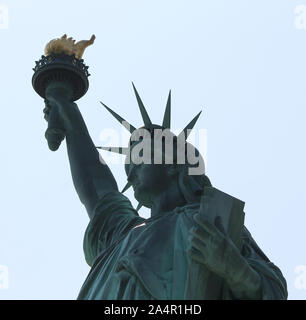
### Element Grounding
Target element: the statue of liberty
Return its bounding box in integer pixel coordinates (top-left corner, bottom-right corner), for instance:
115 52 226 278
34 35 287 300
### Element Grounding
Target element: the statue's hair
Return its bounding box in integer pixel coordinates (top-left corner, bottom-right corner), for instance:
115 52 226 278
164 135 212 203
178 166 212 203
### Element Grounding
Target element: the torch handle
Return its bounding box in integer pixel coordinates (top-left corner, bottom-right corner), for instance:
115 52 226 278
45 101 66 151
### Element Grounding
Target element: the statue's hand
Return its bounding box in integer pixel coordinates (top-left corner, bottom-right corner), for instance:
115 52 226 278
43 81 76 150
43 99 51 122
188 214 262 299
43 97 66 151
44 87 78 129
43 81 83 151
188 214 248 284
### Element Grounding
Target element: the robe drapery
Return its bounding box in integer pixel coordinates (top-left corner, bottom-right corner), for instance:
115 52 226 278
77 191 287 300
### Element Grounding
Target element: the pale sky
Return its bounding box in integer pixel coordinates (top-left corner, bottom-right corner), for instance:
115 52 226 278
0 0 305 299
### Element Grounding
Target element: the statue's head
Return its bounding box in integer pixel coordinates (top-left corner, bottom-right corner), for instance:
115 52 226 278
98 84 211 210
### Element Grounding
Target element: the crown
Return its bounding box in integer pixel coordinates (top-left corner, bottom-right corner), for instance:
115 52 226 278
96 83 203 211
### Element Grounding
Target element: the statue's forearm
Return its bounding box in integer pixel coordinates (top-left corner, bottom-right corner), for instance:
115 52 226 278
66 129 118 218
51 97 118 218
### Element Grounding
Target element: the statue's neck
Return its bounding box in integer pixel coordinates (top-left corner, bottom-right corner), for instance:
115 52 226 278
150 182 187 218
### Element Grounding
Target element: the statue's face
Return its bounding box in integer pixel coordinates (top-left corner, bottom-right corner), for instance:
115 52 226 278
126 135 176 208
127 161 174 208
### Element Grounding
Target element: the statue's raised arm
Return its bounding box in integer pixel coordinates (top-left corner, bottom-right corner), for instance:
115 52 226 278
44 90 119 217
33 35 118 218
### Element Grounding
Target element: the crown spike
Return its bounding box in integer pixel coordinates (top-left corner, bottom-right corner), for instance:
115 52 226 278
121 181 132 193
101 102 136 133
132 82 152 127
96 146 130 155
162 90 171 129
178 111 202 140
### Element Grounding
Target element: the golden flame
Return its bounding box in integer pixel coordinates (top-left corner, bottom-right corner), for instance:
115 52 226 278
44 34 95 60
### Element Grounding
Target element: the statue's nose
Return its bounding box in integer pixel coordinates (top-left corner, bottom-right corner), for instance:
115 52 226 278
127 166 136 182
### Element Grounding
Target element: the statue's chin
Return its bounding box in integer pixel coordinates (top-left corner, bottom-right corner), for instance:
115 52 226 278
134 189 152 208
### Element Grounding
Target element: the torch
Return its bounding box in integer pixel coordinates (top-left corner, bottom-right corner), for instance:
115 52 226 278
32 34 95 151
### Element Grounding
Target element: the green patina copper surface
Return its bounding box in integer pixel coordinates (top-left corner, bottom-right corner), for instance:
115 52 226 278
38 78 287 300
